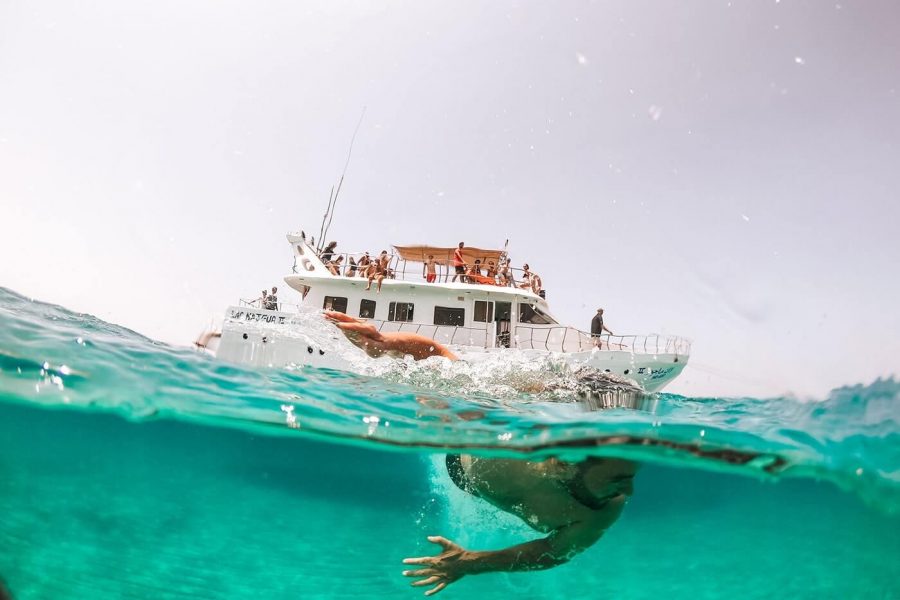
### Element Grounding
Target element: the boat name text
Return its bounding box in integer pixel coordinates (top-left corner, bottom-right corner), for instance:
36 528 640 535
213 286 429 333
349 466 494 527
229 310 287 324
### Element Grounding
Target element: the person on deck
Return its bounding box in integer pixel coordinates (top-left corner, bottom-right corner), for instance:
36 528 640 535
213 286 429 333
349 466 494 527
324 311 636 596
265 286 278 310
258 289 268 308
363 260 379 289
484 260 498 283
366 250 390 293
497 257 512 287
321 241 338 263
591 308 614 347
357 252 371 277
451 242 467 283
467 259 483 280
424 255 437 283
327 255 344 276
517 264 533 290
345 255 357 277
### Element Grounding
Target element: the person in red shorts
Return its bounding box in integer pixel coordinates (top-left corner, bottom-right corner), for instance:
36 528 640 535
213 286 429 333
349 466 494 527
423 254 437 283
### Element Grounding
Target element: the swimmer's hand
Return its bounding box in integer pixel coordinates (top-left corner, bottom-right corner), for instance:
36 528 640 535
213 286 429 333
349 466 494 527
324 311 458 361
402 536 471 596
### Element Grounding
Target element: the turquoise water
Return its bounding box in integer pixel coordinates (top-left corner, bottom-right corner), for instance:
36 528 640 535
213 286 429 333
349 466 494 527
0 287 898 599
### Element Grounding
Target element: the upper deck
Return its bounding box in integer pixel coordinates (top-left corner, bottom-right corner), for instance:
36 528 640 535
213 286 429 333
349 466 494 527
276 232 690 358
286 232 551 301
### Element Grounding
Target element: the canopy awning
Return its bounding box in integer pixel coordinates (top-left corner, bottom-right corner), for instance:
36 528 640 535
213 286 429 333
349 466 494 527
392 245 505 266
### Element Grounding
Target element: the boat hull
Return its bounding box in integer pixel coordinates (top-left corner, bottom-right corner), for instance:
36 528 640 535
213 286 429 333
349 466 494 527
214 306 687 393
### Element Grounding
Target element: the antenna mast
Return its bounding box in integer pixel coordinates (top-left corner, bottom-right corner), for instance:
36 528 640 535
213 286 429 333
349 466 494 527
316 107 367 253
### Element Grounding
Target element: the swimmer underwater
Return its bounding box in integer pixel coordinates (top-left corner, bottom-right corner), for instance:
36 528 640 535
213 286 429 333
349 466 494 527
325 311 637 596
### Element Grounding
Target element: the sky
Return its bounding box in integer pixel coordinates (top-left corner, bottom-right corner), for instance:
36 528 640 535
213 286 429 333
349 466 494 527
1 0 898 398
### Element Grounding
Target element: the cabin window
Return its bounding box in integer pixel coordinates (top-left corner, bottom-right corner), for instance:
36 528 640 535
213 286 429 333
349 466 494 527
473 300 494 323
323 296 348 313
434 306 465 327
359 299 376 319
518 303 556 325
388 302 414 322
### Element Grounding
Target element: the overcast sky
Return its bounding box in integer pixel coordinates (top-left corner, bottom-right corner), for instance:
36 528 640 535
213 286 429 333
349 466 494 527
2 0 898 398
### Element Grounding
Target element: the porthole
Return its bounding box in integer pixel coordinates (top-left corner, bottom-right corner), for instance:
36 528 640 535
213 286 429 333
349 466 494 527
242 333 248 340
318 349 325 355
624 369 630 375
307 346 313 354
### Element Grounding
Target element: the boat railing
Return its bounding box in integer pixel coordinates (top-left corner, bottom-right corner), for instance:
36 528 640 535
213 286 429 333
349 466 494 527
304 250 539 291
513 324 691 356
232 298 690 355
237 298 302 312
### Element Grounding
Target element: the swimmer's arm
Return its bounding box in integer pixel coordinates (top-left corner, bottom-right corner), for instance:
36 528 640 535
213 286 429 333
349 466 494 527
464 518 608 573
324 311 459 361
463 498 625 574
402 525 608 596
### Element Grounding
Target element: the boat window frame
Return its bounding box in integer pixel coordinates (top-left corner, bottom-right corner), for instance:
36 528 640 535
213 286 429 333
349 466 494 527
388 301 415 322
323 295 349 314
359 299 376 319
434 306 465 327
473 300 494 323
518 302 557 325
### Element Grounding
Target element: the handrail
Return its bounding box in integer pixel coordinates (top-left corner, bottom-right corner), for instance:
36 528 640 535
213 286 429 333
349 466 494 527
237 298 302 312
312 250 541 291
513 324 691 356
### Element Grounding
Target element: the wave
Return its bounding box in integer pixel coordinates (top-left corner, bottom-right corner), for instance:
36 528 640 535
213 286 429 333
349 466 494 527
0 286 897 513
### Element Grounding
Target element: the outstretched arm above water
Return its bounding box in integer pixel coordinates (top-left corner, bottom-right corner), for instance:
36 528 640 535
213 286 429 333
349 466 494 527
324 311 459 361
402 498 625 596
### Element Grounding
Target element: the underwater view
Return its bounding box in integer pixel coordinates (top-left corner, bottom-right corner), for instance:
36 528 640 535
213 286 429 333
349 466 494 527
3 0 899 597
1 286 898 599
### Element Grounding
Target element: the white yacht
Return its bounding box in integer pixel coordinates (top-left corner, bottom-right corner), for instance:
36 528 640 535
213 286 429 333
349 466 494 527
208 231 691 393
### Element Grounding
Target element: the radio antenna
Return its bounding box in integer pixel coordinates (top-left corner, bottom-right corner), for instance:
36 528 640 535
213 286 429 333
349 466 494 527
318 106 366 252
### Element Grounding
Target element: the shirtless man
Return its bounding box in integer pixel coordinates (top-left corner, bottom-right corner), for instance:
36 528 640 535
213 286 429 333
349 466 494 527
451 242 467 283
324 311 636 596
423 255 437 283
484 260 498 283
